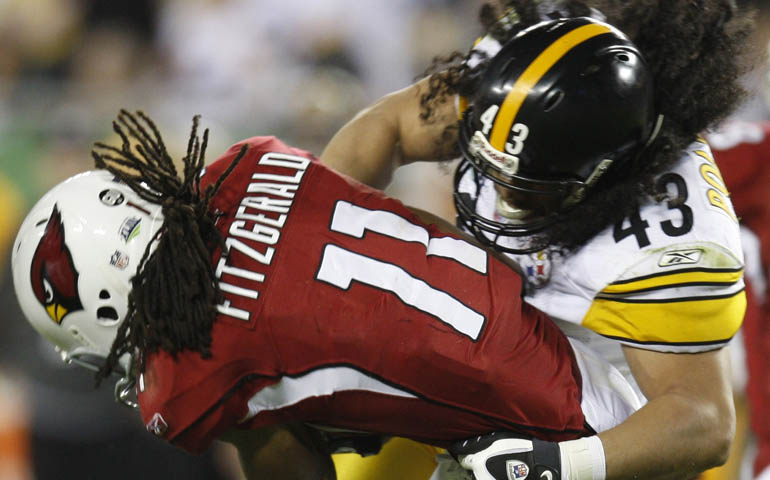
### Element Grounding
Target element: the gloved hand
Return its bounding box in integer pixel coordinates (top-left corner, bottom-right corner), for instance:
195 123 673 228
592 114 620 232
450 432 561 480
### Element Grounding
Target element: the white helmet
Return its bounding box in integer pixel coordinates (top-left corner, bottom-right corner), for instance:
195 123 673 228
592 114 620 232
12 170 164 406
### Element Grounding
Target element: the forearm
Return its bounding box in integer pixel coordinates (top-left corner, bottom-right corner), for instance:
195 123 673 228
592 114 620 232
453 392 733 480
320 94 403 189
321 77 458 189
595 347 737 480
599 390 734 480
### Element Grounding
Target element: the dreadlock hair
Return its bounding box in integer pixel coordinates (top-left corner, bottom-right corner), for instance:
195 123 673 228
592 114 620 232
421 0 755 252
92 110 248 383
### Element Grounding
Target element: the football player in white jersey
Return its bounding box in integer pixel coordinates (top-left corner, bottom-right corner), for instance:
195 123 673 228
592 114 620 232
321 1 755 479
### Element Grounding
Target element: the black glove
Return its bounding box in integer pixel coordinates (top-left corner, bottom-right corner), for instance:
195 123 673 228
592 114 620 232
450 432 561 480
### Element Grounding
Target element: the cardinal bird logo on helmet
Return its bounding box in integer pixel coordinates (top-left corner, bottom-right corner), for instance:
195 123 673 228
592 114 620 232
29 205 83 324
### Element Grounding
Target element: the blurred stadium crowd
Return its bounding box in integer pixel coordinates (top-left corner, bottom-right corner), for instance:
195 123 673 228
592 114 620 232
0 1 477 478
1 1 770 479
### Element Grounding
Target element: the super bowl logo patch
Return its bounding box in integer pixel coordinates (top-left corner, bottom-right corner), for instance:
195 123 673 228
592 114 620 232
506 459 529 479
110 250 130 270
658 248 703 267
521 250 551 288
119 217 141 242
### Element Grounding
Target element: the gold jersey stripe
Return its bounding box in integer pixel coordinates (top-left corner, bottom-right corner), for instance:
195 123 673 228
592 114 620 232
583 290 745 344
489 23 613 150
601 268 743 295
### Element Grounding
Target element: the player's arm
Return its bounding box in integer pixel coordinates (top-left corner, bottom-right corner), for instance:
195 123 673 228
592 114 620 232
452 348 734 480
598 346 734 479
221 423 336 480
320 77 458 189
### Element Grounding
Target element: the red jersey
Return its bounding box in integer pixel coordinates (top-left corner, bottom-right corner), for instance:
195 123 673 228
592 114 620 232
713 121 770 270
710 121 770 475
137 136 588 453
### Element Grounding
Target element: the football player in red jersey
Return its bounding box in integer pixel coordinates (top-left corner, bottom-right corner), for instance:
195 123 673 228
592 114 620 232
708 120 770 479
12 110 644 480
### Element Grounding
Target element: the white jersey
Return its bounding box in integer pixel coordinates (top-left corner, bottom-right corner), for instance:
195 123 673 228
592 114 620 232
459 137 746 400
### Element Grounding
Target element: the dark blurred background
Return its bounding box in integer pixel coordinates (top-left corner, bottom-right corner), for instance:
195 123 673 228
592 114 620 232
1 1 769 479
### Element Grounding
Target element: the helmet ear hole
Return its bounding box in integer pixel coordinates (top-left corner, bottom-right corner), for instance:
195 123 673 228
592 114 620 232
99 290 111 299
97 306 120 325
615 52 631 62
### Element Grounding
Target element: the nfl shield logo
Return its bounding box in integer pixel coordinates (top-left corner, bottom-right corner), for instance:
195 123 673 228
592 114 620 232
506 459 529 479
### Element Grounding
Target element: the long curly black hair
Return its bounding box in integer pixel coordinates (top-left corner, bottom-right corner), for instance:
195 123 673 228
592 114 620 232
93 110 248 382
422 0 755 252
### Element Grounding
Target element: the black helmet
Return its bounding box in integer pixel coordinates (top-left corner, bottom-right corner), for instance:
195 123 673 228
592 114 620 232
455 16 657 254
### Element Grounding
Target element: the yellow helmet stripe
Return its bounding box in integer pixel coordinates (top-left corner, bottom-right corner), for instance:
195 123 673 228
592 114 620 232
489 23 613 150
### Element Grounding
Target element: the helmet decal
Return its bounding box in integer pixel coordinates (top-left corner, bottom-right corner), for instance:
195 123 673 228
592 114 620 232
119 217 141 243
110 250 130 270
488 22 612 151
29 205 83 324
99 188 125 207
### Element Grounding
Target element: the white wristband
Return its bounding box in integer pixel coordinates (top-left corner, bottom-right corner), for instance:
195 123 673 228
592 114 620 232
558 436 606 480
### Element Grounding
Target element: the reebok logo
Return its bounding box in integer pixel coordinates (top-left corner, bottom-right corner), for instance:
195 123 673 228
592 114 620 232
658 248 703 267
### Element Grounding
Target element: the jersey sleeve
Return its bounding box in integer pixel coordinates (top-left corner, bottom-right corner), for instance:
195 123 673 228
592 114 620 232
169 379 258 454
582 241 745 352
579 139 746 353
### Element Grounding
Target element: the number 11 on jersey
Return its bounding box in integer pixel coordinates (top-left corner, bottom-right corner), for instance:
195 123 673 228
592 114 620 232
315 201 487 340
